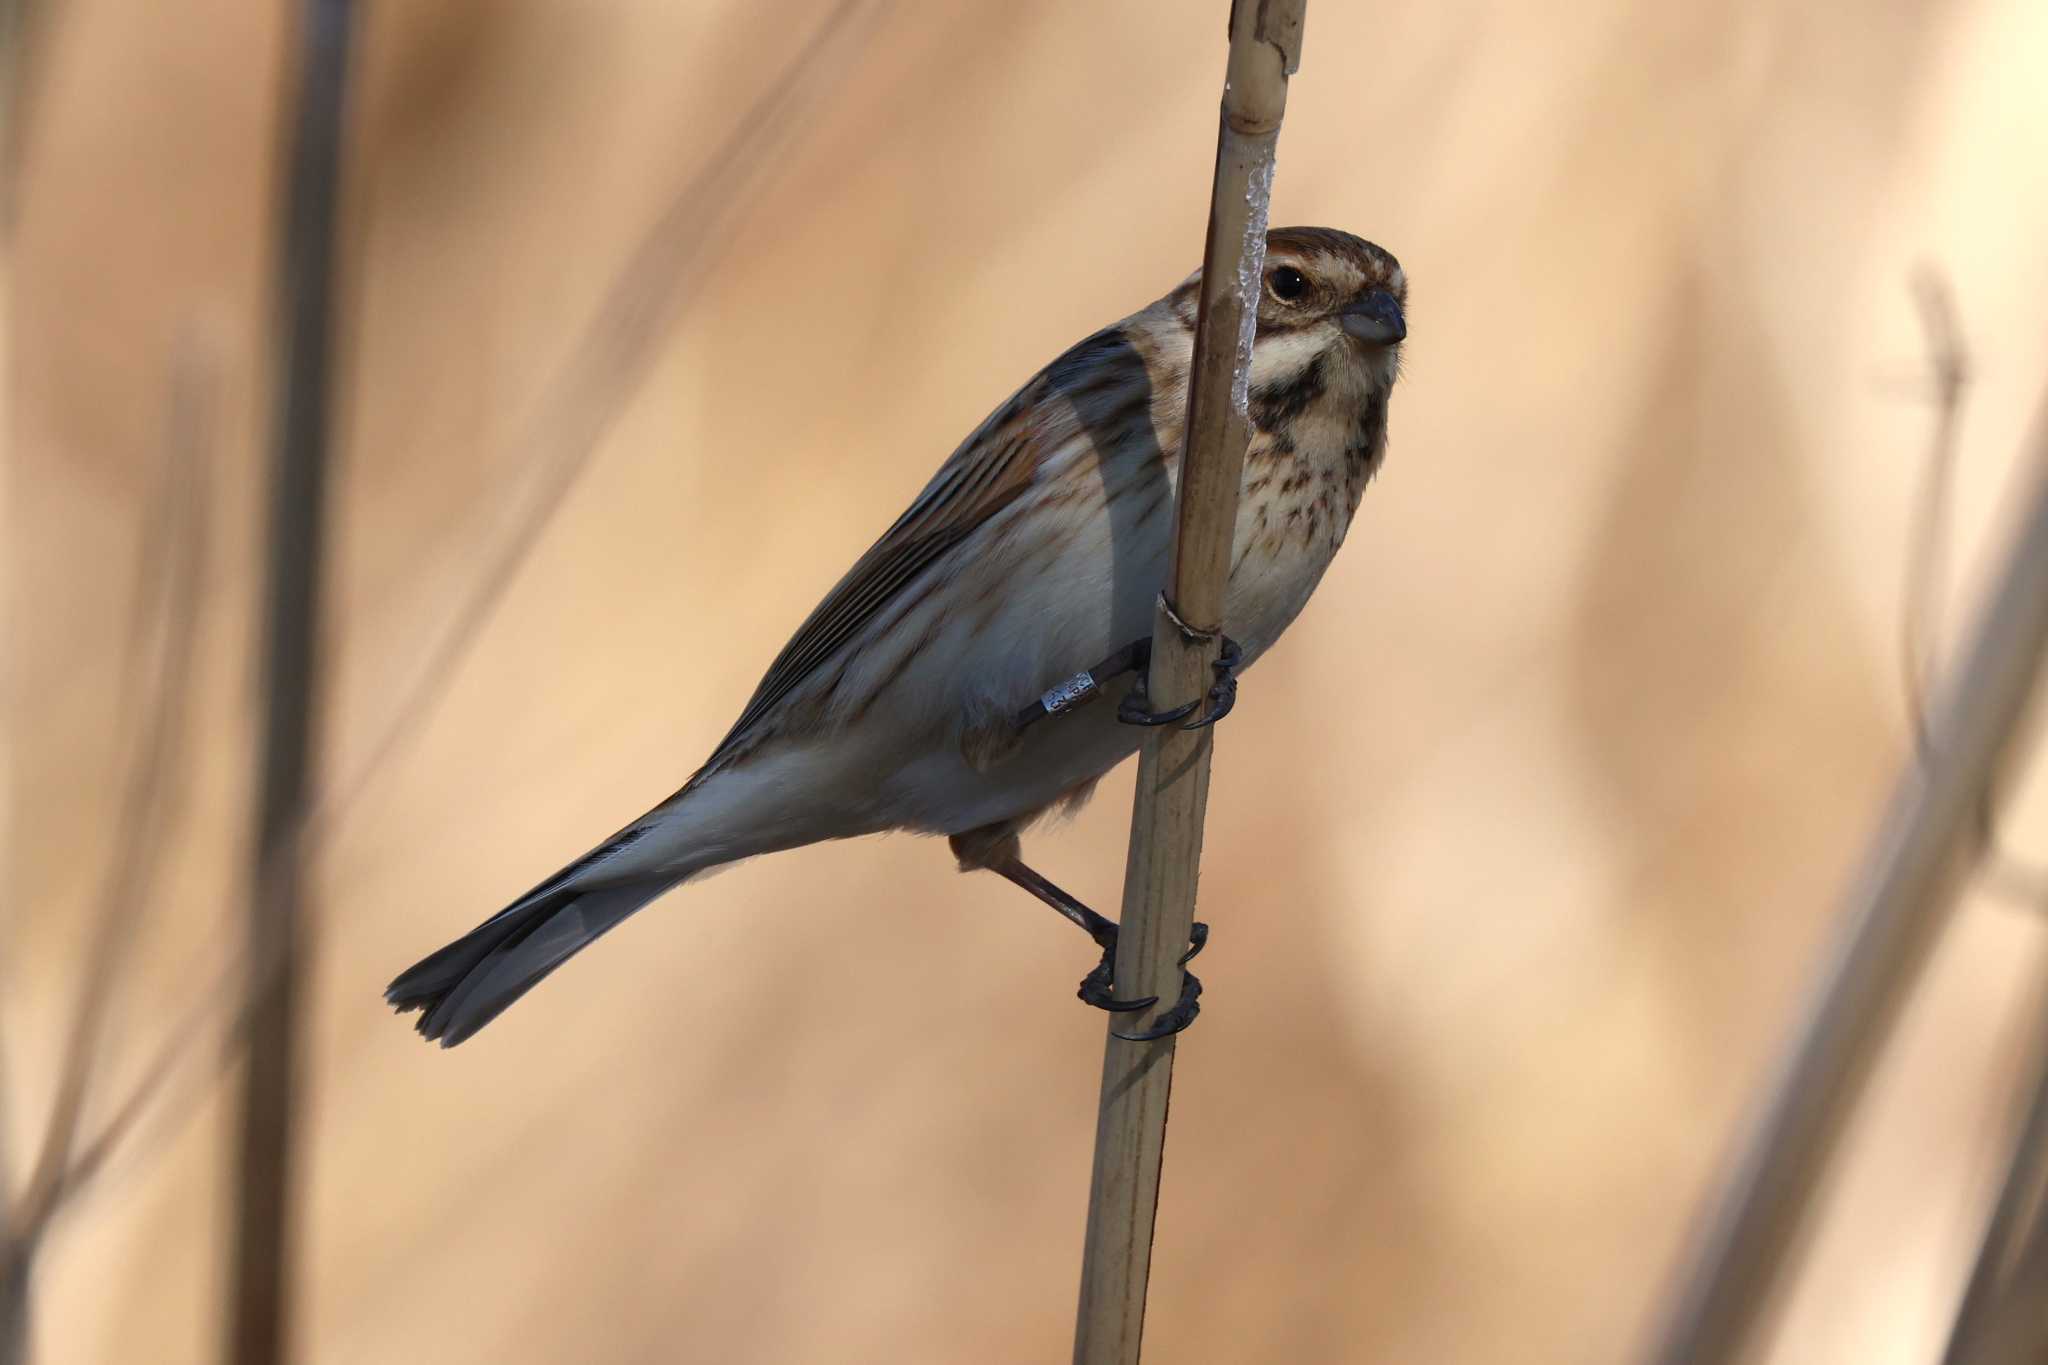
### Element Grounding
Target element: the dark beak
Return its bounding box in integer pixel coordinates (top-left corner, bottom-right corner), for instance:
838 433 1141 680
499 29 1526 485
1339 289 1405 346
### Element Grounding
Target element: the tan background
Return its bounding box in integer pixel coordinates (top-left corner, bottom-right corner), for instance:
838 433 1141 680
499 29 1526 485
8 0 2048 1361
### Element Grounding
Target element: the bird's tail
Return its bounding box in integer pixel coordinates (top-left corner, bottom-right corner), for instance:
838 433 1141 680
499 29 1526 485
386 848 675 1047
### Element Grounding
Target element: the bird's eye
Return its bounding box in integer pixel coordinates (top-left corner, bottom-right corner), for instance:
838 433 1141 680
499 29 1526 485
1268 266 1309 302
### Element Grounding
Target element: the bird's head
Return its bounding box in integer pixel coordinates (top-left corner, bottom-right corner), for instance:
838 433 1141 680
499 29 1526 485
1244 226 1405 399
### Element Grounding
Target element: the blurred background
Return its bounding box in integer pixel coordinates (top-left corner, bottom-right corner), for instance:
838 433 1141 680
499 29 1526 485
7 0 2048 1361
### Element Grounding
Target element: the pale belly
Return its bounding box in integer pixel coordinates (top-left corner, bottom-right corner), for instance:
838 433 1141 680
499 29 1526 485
876 497 1352 838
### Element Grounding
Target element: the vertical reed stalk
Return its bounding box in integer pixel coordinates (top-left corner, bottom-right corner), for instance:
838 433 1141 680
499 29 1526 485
1072 4 1309 1363
228 3 355 1360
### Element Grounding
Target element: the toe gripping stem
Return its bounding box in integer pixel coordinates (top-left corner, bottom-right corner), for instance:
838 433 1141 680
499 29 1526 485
1079 920 1209 1042
1109 923 1208 1042
1118 591 1239 730
1117 632 1241 730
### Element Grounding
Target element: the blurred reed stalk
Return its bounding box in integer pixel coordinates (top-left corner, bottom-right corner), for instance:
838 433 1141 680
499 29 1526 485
1646 432 2048 1364
0 8 868 1359
1071 3 1307 1362
228 2 355 1362
0 12 876 1325
310 0 876 842
0 352 213 1365
1941 983 2048 1365
0 0 45 232
1900 280 2048 1364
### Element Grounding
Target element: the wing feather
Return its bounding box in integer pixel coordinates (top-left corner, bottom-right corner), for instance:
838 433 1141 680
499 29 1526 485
706 405 1041 759
705 323 1161 764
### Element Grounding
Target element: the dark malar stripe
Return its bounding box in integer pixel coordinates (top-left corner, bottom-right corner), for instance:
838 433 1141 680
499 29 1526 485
1347 387 1390 482
1248 351 1328 435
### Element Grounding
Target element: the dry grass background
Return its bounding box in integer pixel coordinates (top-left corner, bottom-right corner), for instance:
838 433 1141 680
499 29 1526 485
7 0 2048 1361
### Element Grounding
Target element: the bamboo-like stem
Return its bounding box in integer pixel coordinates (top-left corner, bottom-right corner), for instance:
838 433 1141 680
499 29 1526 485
1645 440 2048 1365
1071 4 1307 1363
228 3 355 1362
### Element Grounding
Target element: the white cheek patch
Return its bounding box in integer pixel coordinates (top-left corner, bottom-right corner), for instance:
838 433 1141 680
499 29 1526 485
1247 328 1330 389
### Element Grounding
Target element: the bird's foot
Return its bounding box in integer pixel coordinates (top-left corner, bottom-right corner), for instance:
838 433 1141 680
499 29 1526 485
1077 919 1208 1039
982 850 1210 1037
1116 635 1242 730
1014 633 1242 733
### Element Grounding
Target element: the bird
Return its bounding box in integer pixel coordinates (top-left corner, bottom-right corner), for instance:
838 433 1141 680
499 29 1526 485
388 226 1406 1048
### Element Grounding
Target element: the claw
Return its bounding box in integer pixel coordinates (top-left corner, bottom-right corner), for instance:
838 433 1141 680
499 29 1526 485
1117 687 1202 727
1076 922 1211 1019
1183 676 1235 729
1182 636 1244 730
1080 964 1156 1013
1111 968 1204 1042
1116 635 1244 730
1078 937 1157 1013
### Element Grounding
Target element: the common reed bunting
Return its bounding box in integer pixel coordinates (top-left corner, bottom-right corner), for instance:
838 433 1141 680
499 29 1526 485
390 227 1406 1046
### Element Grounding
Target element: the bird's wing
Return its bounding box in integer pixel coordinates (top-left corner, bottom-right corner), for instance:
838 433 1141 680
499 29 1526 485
705 383 1046 762
704 324 1160 766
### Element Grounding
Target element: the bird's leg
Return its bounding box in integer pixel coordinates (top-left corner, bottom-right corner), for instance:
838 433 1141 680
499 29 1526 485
988 856 1206 1024
1011 634 1243 733
1011 638 1151 732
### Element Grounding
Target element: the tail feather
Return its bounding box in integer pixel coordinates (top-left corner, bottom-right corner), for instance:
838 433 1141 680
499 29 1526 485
387 873 669 1047
391 759 793 1046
